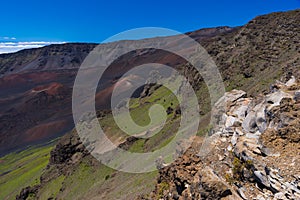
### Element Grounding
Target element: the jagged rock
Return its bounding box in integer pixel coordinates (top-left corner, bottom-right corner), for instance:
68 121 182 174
16 186 39 200
71 152 83 164
231 132 238 146
229 98 252 123
197 167 242 200
213 90 247 131
274 192 286 200
227 144 233 151
166 106 174 115
148 77 300 200
235 135 262 157
49 131 88 165
155 156 168 170
226 115 238 128
265 90 292 111
237 187 247 200
242 111 257 133
269 176 282 192
254 171 270 188
245 132 260 139
255 103 267 133
294 91 300 102
256 194 266 200
285 182 300 195
285 76 296 87
225 90 247 106
235 127 244 136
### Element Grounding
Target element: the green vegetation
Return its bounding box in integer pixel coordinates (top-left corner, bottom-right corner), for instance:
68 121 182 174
157 181 169 199
0 143 54 200
128 139 146 153
38 175 65 200
2 74 265 199
100 83 182 153
128 84 179 126
225 157 254 184
52 160 114 200
37 156 157 200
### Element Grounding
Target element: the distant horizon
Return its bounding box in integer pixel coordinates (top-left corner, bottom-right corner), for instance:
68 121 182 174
1 2 299 54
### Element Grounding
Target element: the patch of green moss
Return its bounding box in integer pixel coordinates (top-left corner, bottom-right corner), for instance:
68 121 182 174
38 175 65 200
0 144 54 200
128 139 146 153
157 181 169 199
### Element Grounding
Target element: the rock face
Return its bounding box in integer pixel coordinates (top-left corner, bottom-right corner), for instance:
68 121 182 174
16 186 39 200
49 130 88 165
1 10 299 156
147 77 300 200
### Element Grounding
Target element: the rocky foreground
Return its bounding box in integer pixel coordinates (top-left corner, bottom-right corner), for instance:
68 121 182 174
146 77 300 200
16 76 300 200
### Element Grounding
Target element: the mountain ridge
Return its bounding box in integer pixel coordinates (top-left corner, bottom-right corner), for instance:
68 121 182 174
1 9 299 155
0 8 299 200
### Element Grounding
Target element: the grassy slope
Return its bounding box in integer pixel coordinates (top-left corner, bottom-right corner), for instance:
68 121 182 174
41 157 157 200
0 72 281 200
1 10 299 199
0 143 55 200
33 85 181 200
0 83 184 200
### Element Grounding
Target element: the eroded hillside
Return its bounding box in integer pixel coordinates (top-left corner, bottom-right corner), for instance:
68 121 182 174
148 77 300 200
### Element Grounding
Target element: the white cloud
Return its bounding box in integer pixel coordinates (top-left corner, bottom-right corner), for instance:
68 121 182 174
0 36 17 40
0 41 66 54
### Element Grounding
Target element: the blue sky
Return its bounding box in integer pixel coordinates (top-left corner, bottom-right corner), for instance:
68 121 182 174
0 0 299 53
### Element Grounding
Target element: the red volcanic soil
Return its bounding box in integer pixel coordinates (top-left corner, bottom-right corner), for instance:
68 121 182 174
0 72 60 94
0 46 199 156
0 71 76 156
0 27 238 156
31 82 65 96
23 120 68 143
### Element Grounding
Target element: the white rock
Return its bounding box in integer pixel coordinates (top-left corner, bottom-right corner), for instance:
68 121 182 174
256 194 266 200
285 76 296 87
265 90 292 111
235 127 244 136
269 176 282 192
231 132 238 146
218 154 225 161
274 192 286 200
255 103 267 133
237 188 247 200
246 133 260 139
242 110 257 133
225 116 238 128
285 182 300 194
254 171 270 188
224 89 247 104
230 98 252 120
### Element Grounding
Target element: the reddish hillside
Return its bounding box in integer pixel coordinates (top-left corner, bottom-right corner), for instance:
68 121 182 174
0 27 237 156
1 9 299 156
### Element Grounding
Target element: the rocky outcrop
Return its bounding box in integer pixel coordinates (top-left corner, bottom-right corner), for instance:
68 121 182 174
16 186 39 200
49 130 88 165
1 10 299 157
147 77 300 200
9 9 300 200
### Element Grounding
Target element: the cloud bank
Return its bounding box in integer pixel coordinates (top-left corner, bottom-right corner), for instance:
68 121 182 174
0 41 66 54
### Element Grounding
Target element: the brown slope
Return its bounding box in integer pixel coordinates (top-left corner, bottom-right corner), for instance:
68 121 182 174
0 27 236 156
1 9 300 157
0 43 97 76
10 9 300 200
